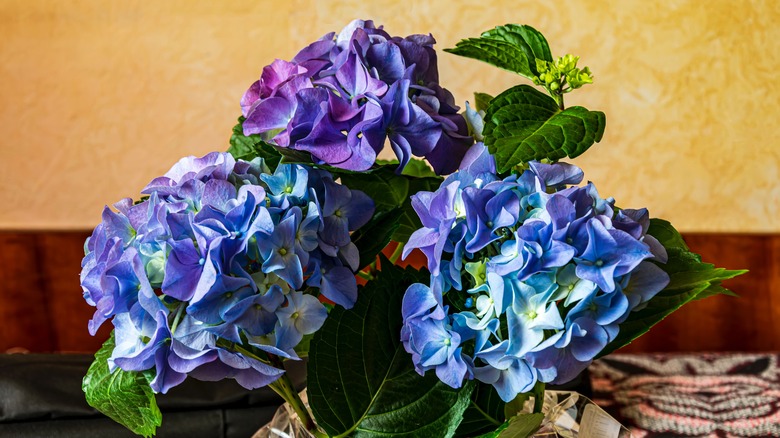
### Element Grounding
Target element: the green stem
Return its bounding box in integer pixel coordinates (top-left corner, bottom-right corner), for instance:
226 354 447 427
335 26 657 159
169 303 186 335
550 89 565 111
267 354 328 438
217 343 328 437
388 242 405 264
532 382 546 414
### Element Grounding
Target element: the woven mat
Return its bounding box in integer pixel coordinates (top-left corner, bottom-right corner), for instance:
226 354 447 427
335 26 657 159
590 353 780 437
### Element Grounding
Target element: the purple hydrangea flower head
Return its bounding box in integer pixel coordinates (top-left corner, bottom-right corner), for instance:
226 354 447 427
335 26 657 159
239 20 473 173
81 151 374 394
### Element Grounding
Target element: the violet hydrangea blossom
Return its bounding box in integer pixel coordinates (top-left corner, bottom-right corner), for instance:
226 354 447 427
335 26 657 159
240 19 473 174
400 143 670 402
80 152 374 393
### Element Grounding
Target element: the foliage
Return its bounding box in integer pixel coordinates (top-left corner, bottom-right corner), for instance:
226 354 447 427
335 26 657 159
83 333 162 438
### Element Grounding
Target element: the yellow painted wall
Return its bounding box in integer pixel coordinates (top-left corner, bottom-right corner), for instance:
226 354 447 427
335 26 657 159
0 0 778 231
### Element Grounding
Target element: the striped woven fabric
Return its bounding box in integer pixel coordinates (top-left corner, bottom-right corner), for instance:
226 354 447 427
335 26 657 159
590 353 780 437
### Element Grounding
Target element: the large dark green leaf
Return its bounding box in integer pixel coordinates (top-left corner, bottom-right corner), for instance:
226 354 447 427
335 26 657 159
482 85 605 173
340 167 441 243
455 382 506 437
351 208 403 270
308 258 474 437
598 219 746 357
393 174 442 243
480 24 553 65
340 167 411 212
445 24 552 80
82 333 162 438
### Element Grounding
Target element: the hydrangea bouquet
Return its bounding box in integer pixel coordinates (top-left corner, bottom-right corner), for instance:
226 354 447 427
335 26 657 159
80 20 745 438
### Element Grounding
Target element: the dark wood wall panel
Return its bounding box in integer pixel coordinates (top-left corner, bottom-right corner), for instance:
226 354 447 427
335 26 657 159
620 234 779 352
0 231 110 353
0 231 776 353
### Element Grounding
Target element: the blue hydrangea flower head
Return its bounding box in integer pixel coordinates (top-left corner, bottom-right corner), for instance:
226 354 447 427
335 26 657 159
81 151 375 394
400 158 670 402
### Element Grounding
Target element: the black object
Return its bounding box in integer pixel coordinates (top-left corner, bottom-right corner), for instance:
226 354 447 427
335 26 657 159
0 353 305 438
0 353 593 438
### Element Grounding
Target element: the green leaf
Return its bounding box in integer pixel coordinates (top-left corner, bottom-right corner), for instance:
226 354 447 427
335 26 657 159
340 166 442 243
694 282 739 301
473 422 509 438
598 219 746 357
308 258 474 437
228 118 283 168
445 38 535 78
474 413 544 438
455 383 507 437
339 167 411 212
228 117 319 168
445 24 552 80
401 158 438 178
643 218 689 251
294 333 315 358
351 208 403 270
499 413 544 438
481 24 553 64
482 85 606 173
474 92 494 113
82 332 162 438
393 174 442 243
375 158 437 178
504 393 530 419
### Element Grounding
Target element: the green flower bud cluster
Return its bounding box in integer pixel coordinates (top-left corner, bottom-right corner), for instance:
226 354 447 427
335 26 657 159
532 54 593 107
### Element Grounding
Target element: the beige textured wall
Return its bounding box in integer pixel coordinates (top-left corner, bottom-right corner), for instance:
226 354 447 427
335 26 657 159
0 0 778 231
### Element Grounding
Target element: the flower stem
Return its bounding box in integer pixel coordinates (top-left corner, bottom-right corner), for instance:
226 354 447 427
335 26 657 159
267 354 328 438
357 270 373 281
532 381 546 414
388 242 405 264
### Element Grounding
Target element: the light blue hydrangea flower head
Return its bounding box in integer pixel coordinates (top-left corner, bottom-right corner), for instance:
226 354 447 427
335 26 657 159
400 143 669 402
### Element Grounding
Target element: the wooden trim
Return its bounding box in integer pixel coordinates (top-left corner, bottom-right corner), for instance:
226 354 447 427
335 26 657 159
0 231 775 353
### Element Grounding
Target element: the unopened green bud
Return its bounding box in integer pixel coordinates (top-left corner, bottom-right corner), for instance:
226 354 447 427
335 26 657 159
535 59 549 74
567 65 594 89
557 54 579 73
